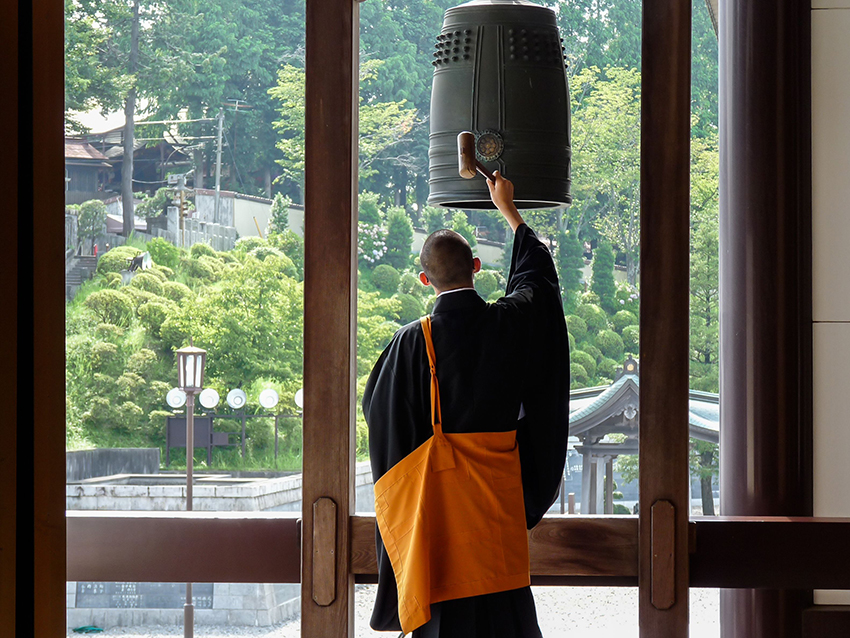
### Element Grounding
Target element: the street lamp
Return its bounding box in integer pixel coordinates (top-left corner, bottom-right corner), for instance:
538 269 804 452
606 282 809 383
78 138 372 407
175 342 206 638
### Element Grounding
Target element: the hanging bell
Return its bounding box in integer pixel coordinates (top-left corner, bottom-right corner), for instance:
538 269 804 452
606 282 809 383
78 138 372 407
428 0 572 210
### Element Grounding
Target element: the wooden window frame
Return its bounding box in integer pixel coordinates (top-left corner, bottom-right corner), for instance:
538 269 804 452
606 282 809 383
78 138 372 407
8 0 847 637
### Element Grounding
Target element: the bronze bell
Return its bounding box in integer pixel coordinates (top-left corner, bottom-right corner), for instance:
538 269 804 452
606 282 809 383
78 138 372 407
428 0 572 210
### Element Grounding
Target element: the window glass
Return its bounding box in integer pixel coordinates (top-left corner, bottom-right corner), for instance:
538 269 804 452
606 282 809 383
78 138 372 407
65 0 305 632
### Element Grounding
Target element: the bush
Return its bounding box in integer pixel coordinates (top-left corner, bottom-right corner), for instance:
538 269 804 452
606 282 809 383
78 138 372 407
578 342 602 363
449 211 477 247
591 240 617 314
399 272 425 297
596 329 625 361
268 193 291 234
94 323 124 342
97 246 142 275
396 293 424 324
474 271 498 299
487 290 503 302
571 350 597 379
144 266 168 282
570 362 589 385
77 199 107 247
138 301 173 337
576 304 608 333
129 271 165 297
622 325 639 353
89 341 121 374
566 315 588 340
359 191 383 225
598 357 620 379
84 289 134 326
568 332 576 352
190 242 218 259
179 255 218 281
234 236 268 254
146 237 181 270
161 280 193 303
372 264 401 294
270 229 304 279
613 503 631 515
126 348 160 378
122 286 158 312
612 310 638 334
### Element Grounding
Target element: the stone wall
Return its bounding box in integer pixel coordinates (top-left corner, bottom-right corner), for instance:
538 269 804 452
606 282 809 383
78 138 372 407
66 448 161 482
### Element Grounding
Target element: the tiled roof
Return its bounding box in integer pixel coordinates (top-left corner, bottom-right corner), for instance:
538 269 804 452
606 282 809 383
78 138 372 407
65 139 109 161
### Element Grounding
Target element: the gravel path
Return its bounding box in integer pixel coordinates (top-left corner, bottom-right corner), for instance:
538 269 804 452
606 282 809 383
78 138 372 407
70 586 719 637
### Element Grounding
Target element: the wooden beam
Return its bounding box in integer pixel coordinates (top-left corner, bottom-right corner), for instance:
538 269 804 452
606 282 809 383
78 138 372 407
302 0 359 635
66 512 302 583
68 514 850 589
639 0 691 633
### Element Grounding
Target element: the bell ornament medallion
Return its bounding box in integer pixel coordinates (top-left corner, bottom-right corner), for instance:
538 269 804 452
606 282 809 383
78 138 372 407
428 0 572 210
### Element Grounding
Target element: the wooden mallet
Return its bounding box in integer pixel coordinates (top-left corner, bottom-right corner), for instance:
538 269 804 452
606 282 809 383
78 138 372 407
457 131 495 182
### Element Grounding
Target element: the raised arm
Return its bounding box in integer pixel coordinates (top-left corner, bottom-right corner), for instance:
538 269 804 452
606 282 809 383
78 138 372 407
486 171 525 232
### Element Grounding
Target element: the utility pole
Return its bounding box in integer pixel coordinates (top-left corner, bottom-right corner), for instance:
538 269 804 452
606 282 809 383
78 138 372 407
214 109 224 224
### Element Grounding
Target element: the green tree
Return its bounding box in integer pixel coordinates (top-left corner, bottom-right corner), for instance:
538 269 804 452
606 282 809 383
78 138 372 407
590 241 617 315
268 193 292 235
556 229 585 313
449 211 477 248
385 207 413 269
270 62 416 198
76 200 107 253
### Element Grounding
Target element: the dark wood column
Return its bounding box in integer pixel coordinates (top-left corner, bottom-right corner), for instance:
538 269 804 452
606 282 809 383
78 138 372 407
718 0 813 637
639 0 691 634
301 0 359 635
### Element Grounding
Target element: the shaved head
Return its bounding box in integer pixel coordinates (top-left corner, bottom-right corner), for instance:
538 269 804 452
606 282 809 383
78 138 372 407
420 229 475 291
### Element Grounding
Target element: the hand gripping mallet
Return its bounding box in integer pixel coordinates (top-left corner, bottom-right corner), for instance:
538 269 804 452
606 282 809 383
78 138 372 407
457 131 496 182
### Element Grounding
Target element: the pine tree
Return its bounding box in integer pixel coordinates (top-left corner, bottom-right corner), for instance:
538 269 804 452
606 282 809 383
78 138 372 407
556 229 585 313
591 240 617 314
268 193 291 235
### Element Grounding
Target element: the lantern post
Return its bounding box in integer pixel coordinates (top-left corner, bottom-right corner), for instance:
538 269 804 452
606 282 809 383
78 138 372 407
175 341 207 638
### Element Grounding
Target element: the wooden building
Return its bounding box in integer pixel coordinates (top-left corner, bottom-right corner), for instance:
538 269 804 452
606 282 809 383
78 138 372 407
5 0 850 637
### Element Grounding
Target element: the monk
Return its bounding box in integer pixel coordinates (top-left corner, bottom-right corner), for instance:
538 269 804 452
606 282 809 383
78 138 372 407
364 172 570 637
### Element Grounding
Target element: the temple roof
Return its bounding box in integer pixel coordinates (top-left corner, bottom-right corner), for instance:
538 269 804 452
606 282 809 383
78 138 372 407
568 359 719 445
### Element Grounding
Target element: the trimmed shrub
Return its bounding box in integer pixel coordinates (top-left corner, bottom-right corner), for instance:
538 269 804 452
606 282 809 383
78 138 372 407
95 323 124 342
146 237 181 269
84 289 134 327
190 242 218 259
161 280 193 303
578 342 603 363
234 236 267 254
126 348 159 378
565 315 588 340
474 270 498 299
487 290 503 302
359 191 383 225
97 246 142 275
399 272 425 297
598 357 620 379
129 271 165 297
144 266 168 282
122 287 157 312
622 325 639 353
571 350 597 379
570 362 589 385
449 211 477 247
179 255 218 281
612 310 638 334
596 329 625 361
422 207 446 235
372 264 401 295
396 293 425 324
89 341 120 373
576 304 608 333
591 240 617 314
138 301 172 337
568 332 576 352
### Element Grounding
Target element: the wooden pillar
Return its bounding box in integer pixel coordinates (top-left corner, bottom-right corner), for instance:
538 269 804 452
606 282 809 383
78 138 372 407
605 458 615 515
4 0 68 634
580 448 592 514
588 457 598 515
718 0 813 637
301 0 359 636
639 0 691 634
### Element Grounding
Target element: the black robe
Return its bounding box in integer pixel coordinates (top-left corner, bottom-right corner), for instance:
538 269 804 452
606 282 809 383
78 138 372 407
363 224 571 637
